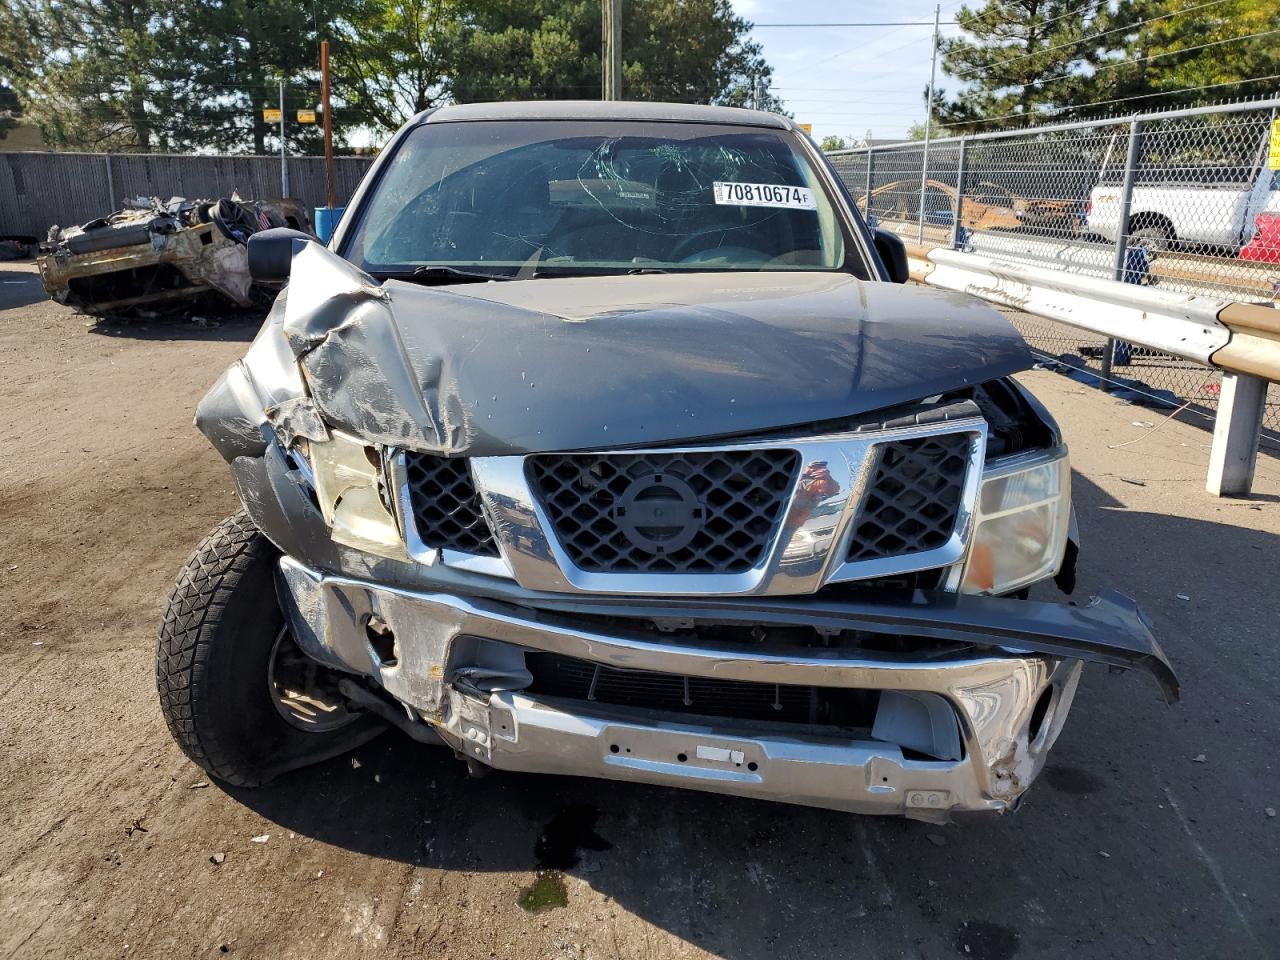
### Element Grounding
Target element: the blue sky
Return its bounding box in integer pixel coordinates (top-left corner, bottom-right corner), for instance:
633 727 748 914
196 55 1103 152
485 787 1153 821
738 0 971 143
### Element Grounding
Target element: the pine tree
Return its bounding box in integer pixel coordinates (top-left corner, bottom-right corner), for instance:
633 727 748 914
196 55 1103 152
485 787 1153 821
936 0 1135 131
1101 0 1280 110
8 0 166 150
161 0 341 154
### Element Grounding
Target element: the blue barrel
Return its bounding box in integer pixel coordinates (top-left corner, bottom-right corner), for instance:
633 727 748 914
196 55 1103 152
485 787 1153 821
314 206 345 244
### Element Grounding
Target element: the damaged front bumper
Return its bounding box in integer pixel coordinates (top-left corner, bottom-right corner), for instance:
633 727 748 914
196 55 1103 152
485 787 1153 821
276 555 1174 820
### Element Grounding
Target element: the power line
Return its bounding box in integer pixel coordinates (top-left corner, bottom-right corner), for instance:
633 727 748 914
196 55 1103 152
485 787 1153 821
1089 26 1280 77
783 98 925 104
937 73 1280 129
943 25 1280 101
783 21 938 88
949 0 1234 80
959 0 1103 33
754 20 957 27
772 85 933 92
793 110 945 117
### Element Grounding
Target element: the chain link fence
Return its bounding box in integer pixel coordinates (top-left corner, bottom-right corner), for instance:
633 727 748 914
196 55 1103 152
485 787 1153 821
826 97 1280 441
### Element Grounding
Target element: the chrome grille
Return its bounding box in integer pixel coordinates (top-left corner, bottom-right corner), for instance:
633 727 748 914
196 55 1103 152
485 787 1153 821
847 435 971 563
403 452 499 557
527 450 800 573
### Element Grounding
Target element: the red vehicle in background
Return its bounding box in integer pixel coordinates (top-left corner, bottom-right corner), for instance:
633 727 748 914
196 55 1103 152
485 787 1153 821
1240 211 1280 264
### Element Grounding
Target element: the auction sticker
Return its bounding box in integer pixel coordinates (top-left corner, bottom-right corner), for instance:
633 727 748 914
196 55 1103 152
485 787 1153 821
713 181 816 209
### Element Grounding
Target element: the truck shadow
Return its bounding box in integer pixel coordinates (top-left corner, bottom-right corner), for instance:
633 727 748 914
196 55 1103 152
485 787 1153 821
0 262 50 309
228 470 1277 959
0 261 267 339
85 311 264 343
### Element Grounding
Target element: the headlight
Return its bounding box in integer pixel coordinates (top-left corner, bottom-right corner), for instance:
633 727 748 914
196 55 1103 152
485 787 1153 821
302 429 407 560
960 449 1070 596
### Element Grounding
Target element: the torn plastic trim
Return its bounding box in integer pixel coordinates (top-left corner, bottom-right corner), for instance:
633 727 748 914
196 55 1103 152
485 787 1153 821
264 396 329 447
522 590 1178 703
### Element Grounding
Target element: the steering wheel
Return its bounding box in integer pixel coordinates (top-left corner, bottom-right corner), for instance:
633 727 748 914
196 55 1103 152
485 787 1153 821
669 232 768 264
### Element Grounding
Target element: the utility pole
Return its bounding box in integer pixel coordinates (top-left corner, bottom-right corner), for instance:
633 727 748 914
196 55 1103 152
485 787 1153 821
917 2 940 243
278 79 290 198
320 38 336 210
602 0 622 100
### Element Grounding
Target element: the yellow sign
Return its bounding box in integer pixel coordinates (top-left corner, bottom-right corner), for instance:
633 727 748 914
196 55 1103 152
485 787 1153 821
1269 118 1280 170
798 123 813 134
297 109 317 124
263 107 282 123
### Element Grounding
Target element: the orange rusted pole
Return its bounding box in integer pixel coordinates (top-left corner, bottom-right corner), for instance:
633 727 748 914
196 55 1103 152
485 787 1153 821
321 39 336 210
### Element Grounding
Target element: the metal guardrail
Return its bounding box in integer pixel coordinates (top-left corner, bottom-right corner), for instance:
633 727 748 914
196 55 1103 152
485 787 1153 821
901 237 1278 495
907 241 1280 383
919 248 1234 366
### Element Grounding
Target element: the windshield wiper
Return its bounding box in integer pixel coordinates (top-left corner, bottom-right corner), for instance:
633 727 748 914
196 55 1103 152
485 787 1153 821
402 265 511 285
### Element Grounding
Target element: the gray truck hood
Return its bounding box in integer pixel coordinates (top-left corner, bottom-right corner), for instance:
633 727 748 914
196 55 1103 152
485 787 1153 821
278 243 1032 455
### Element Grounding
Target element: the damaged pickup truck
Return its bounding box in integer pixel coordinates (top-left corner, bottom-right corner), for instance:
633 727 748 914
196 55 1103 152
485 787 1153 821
39 196 312 317
158 102 1176 821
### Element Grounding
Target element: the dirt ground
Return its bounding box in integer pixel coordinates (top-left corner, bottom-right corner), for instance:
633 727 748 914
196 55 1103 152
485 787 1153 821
1 259 1278 960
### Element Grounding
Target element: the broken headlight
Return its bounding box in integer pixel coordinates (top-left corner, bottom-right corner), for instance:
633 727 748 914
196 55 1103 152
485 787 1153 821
300 429 407 560
960 448 1070 596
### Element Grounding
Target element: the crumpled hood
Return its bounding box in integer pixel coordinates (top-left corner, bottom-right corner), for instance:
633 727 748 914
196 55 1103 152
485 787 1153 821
279 244 1032 455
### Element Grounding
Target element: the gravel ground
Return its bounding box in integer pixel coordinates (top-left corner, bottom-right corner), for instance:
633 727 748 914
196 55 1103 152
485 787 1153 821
1 260 1277 960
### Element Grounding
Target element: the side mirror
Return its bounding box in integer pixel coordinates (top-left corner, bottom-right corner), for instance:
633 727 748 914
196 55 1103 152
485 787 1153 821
247 227 312 282
873 229 910 284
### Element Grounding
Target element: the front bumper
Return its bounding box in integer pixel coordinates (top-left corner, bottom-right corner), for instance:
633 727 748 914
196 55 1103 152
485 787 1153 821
268 556 1180 820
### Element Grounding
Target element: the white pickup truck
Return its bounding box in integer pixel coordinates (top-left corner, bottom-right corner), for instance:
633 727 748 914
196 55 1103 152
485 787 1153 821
1086 159 1280 253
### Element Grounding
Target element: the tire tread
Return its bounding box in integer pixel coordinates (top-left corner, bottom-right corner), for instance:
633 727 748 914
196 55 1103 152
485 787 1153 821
156 511 272 786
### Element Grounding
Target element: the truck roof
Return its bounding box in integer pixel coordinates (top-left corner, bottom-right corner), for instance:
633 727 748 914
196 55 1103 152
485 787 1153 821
416 100 794 130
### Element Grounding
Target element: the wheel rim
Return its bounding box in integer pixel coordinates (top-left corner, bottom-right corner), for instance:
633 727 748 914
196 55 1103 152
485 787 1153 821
1131 229 1168 255
267 627 359 733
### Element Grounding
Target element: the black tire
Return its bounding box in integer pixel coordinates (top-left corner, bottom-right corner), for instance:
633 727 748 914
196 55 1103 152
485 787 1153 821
156 511 381 786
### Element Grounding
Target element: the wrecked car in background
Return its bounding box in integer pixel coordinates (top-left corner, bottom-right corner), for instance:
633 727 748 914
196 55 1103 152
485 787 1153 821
157 102 1176 822
38 196 312 317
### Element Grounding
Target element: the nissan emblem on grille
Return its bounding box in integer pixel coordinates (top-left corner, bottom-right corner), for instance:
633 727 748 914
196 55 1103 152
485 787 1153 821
614 473 704 554
527 449 800 573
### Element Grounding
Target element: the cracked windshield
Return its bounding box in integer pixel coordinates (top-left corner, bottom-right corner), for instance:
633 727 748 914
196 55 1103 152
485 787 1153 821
345 120 848 278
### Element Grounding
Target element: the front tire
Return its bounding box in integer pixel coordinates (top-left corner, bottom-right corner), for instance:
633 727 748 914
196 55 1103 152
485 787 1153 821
156 511 381 786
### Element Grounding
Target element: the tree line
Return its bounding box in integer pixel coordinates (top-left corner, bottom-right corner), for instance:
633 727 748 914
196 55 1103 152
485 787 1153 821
0 0 781 153
2 0 1274 154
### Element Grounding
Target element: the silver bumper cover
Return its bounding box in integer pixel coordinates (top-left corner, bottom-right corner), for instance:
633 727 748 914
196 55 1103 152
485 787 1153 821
275 555 1102 820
